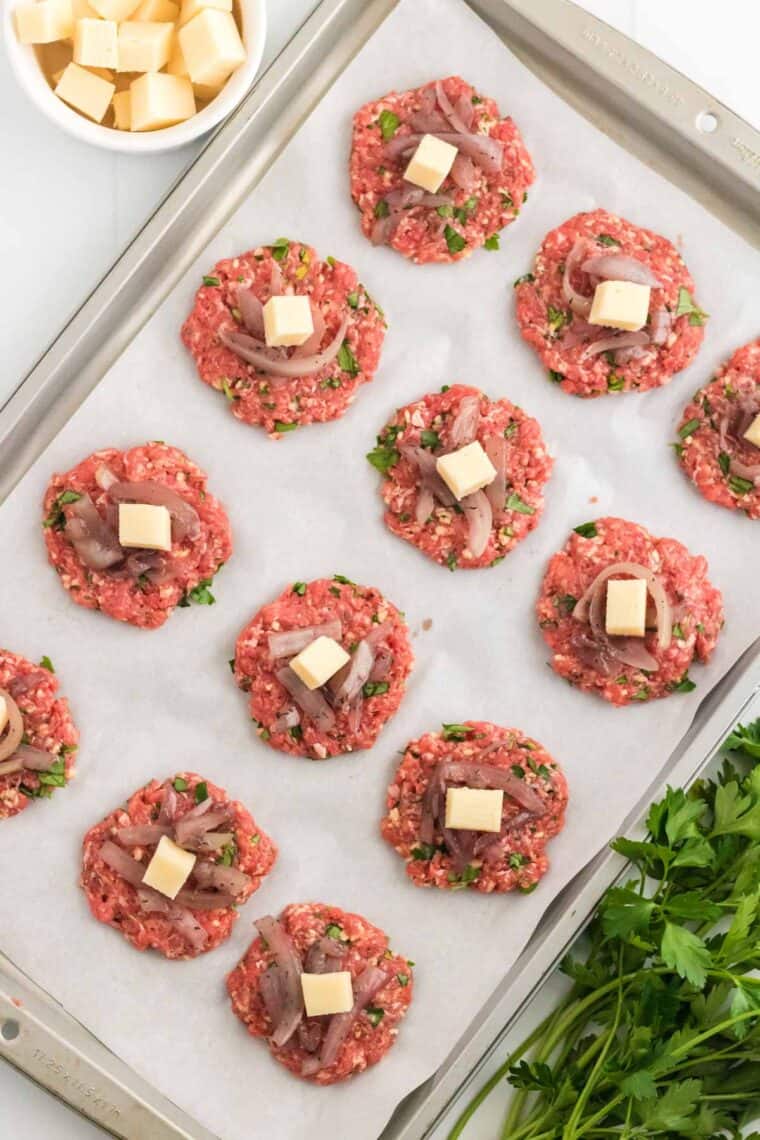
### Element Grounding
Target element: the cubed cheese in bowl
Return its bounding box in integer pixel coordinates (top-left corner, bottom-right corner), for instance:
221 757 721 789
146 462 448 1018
4 0 266 153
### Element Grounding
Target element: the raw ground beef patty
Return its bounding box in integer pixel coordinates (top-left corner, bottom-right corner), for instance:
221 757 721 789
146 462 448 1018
515 209 706 397
537 517 723 706
181 239 386 436
81 773 276 959
227 902 414 1084
0 649 78 821
381 721 568 893
350 75 534 264
676 338 760 520
368 383 552 570
43 442 232 630
233 576 413 759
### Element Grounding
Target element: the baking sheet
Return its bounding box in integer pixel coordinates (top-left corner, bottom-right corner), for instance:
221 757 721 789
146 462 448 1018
0 1 758 1139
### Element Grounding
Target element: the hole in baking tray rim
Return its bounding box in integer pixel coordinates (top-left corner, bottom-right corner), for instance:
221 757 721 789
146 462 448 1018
1 1018 20 1042
696 110 719 133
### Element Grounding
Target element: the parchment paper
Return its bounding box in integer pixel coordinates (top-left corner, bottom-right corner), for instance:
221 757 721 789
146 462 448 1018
1 2 758 1138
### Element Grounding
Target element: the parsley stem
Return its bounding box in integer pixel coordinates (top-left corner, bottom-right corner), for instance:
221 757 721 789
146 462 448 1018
563 948 626 1138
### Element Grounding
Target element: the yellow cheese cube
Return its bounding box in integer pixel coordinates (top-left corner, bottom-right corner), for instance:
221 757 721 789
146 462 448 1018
132 0 179 19
589 280 651 332
72 0 100 20
262 295 314 348
445 787 504 833
112 89 131 129
142 836 196 899
73 19 119 69
289 636 350 692
0 695 8 736
178 0 230 25
193 82 223 103
89 0 141 19
178 8 245 89
404 133 458 194
166 38 188 76
118 21 173 71
118 503 172 550
129 72 195 130
436 441 496 501
301 972 354 1018
55 62 115 122
15 0 73 44
743 413 760 450
605 578 647 637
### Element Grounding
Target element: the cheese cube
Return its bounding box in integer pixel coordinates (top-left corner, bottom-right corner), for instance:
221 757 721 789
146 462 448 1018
589 280 651 332
178 9 245 89
445 787 504 833
129 72 195 130
289 636 350 692
89 0 141 20
436 441 496 501
0 695 8 736
72 0 100 20
178 0 231 25
118 21 173 72
132 0 179 19
15 0 73 44
166 39 189 76
262 295 314 348
605 578 647 638
301 972 354 1018
193 82 223 103
112 90 131 130
73 19 119 69
743 413 760 450
118 503 172 550
142 836 196 899
55 62 115 122
404 133 458 194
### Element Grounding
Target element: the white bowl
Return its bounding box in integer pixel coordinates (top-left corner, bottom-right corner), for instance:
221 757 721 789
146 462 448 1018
3 0 266 153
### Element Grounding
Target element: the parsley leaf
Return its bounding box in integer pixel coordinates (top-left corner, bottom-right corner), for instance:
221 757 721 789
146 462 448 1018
377 109 400 139
725 720 760 758
441 723 472 741
173 777 189 791
676 287 708 326
337 341 360 376
443 225 466 254
181 578 216 606
596 233 621 247
679 417 701 439
506 493 535 515
420 429 440 451
202 275 220 286
573 521 598 538
363 681 390 698
660 922 711 987
194 781 209 804
271 238 290 261
39 656 55 673
43 489 82 530
292 581 307 596
484 233 500 251
547 306 569 334
513 272 534 287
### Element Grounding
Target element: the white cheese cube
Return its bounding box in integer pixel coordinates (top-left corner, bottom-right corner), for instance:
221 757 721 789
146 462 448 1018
589 280 651 332
118 21 173 71
436 441 496 501
73 19 119 70
15 0 73 44
262 295 314 348
142 836 196 900
129 72 195 130
118 503 172 550
112 90 131 130
89 0 141 19
445 787 504 833
178 8 245 89
743 413 760 450
289 636 350 692
178 0 230 25
55 62 115 122
301 972 354 1018
605 578 647 638
404 133 458 194
132 0 179 19
0 695 7 736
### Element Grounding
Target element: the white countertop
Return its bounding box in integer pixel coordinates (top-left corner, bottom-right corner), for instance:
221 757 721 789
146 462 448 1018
0 1 757 1136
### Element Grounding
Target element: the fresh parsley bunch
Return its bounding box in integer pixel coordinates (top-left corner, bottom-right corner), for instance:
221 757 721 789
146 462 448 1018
450 720 760 1139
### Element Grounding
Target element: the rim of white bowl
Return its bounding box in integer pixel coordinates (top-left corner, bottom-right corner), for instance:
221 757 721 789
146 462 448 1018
3 0 267 153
